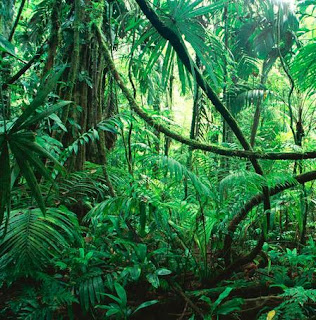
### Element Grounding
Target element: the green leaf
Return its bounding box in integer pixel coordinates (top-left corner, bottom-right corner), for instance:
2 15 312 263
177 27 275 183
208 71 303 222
126 265 141 281
83 280 89 311
0 207 80 271
114 282 127 306
177 57 187 94
88 278 95 306
134 300 158 314
106 308 120 316
146 273 160 288
291 42 316 91
0 34 17 57
10 134 64 171
12 141 56 183
156 268 172 276
49 113 68 131
21 100 72 129
10 66 66 133
216 298 244 315
200 295 212 305
186 1 228 18
213 287 233 311
94 276 103 303
102 293 122 304
139 200 147 236
0 140 11 225
10 142 46 215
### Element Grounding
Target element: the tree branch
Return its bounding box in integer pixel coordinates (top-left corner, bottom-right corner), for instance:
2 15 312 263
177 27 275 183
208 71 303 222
8 0 27 42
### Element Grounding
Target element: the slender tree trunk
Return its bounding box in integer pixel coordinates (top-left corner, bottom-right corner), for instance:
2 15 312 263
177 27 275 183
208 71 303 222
42 0 62 76
222 4 231 144
164 74 174 156
185 57 202 198
250 98 262 148
8 0 26 42
295 107 308 245
249 59 274 148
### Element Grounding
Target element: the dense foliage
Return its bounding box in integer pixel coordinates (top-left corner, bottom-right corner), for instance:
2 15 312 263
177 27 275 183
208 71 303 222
0 0 316 319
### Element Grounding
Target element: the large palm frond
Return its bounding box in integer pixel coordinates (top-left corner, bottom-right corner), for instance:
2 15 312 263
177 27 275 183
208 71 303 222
0 67 68 224
0 207 82 273
291 42 316 91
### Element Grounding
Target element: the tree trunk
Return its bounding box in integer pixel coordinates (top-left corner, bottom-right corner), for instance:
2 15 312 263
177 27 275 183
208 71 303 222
53 1 117 172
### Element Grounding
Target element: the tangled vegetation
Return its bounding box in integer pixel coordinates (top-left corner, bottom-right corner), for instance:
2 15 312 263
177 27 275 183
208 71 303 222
0 0 316 319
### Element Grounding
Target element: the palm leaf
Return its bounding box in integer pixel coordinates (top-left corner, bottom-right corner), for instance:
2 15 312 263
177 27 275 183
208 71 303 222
10 142 46 214
11 133 63 170
20 100 72 129
143 155 212 196
0 141 11 225
291 42 316 91
78 272 104 311
0 207 81 272
132 0 227 93
0 33 18 58
10 66 66 133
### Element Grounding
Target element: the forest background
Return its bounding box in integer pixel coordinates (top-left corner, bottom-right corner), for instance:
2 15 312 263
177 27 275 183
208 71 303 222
0 0 316 319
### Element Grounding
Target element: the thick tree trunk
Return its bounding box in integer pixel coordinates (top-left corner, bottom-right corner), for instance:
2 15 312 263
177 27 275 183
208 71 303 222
53 1 117 173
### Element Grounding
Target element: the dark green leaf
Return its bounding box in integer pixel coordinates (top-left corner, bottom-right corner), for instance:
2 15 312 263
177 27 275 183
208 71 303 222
0 141 11 225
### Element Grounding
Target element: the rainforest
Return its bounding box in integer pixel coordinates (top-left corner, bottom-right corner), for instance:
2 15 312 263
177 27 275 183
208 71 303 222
0 0 315 319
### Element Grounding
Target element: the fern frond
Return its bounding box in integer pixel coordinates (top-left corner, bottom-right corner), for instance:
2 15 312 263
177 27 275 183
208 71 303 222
219 170 267 200
266 172 299 189
142 155 212 196
77 271 104 311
